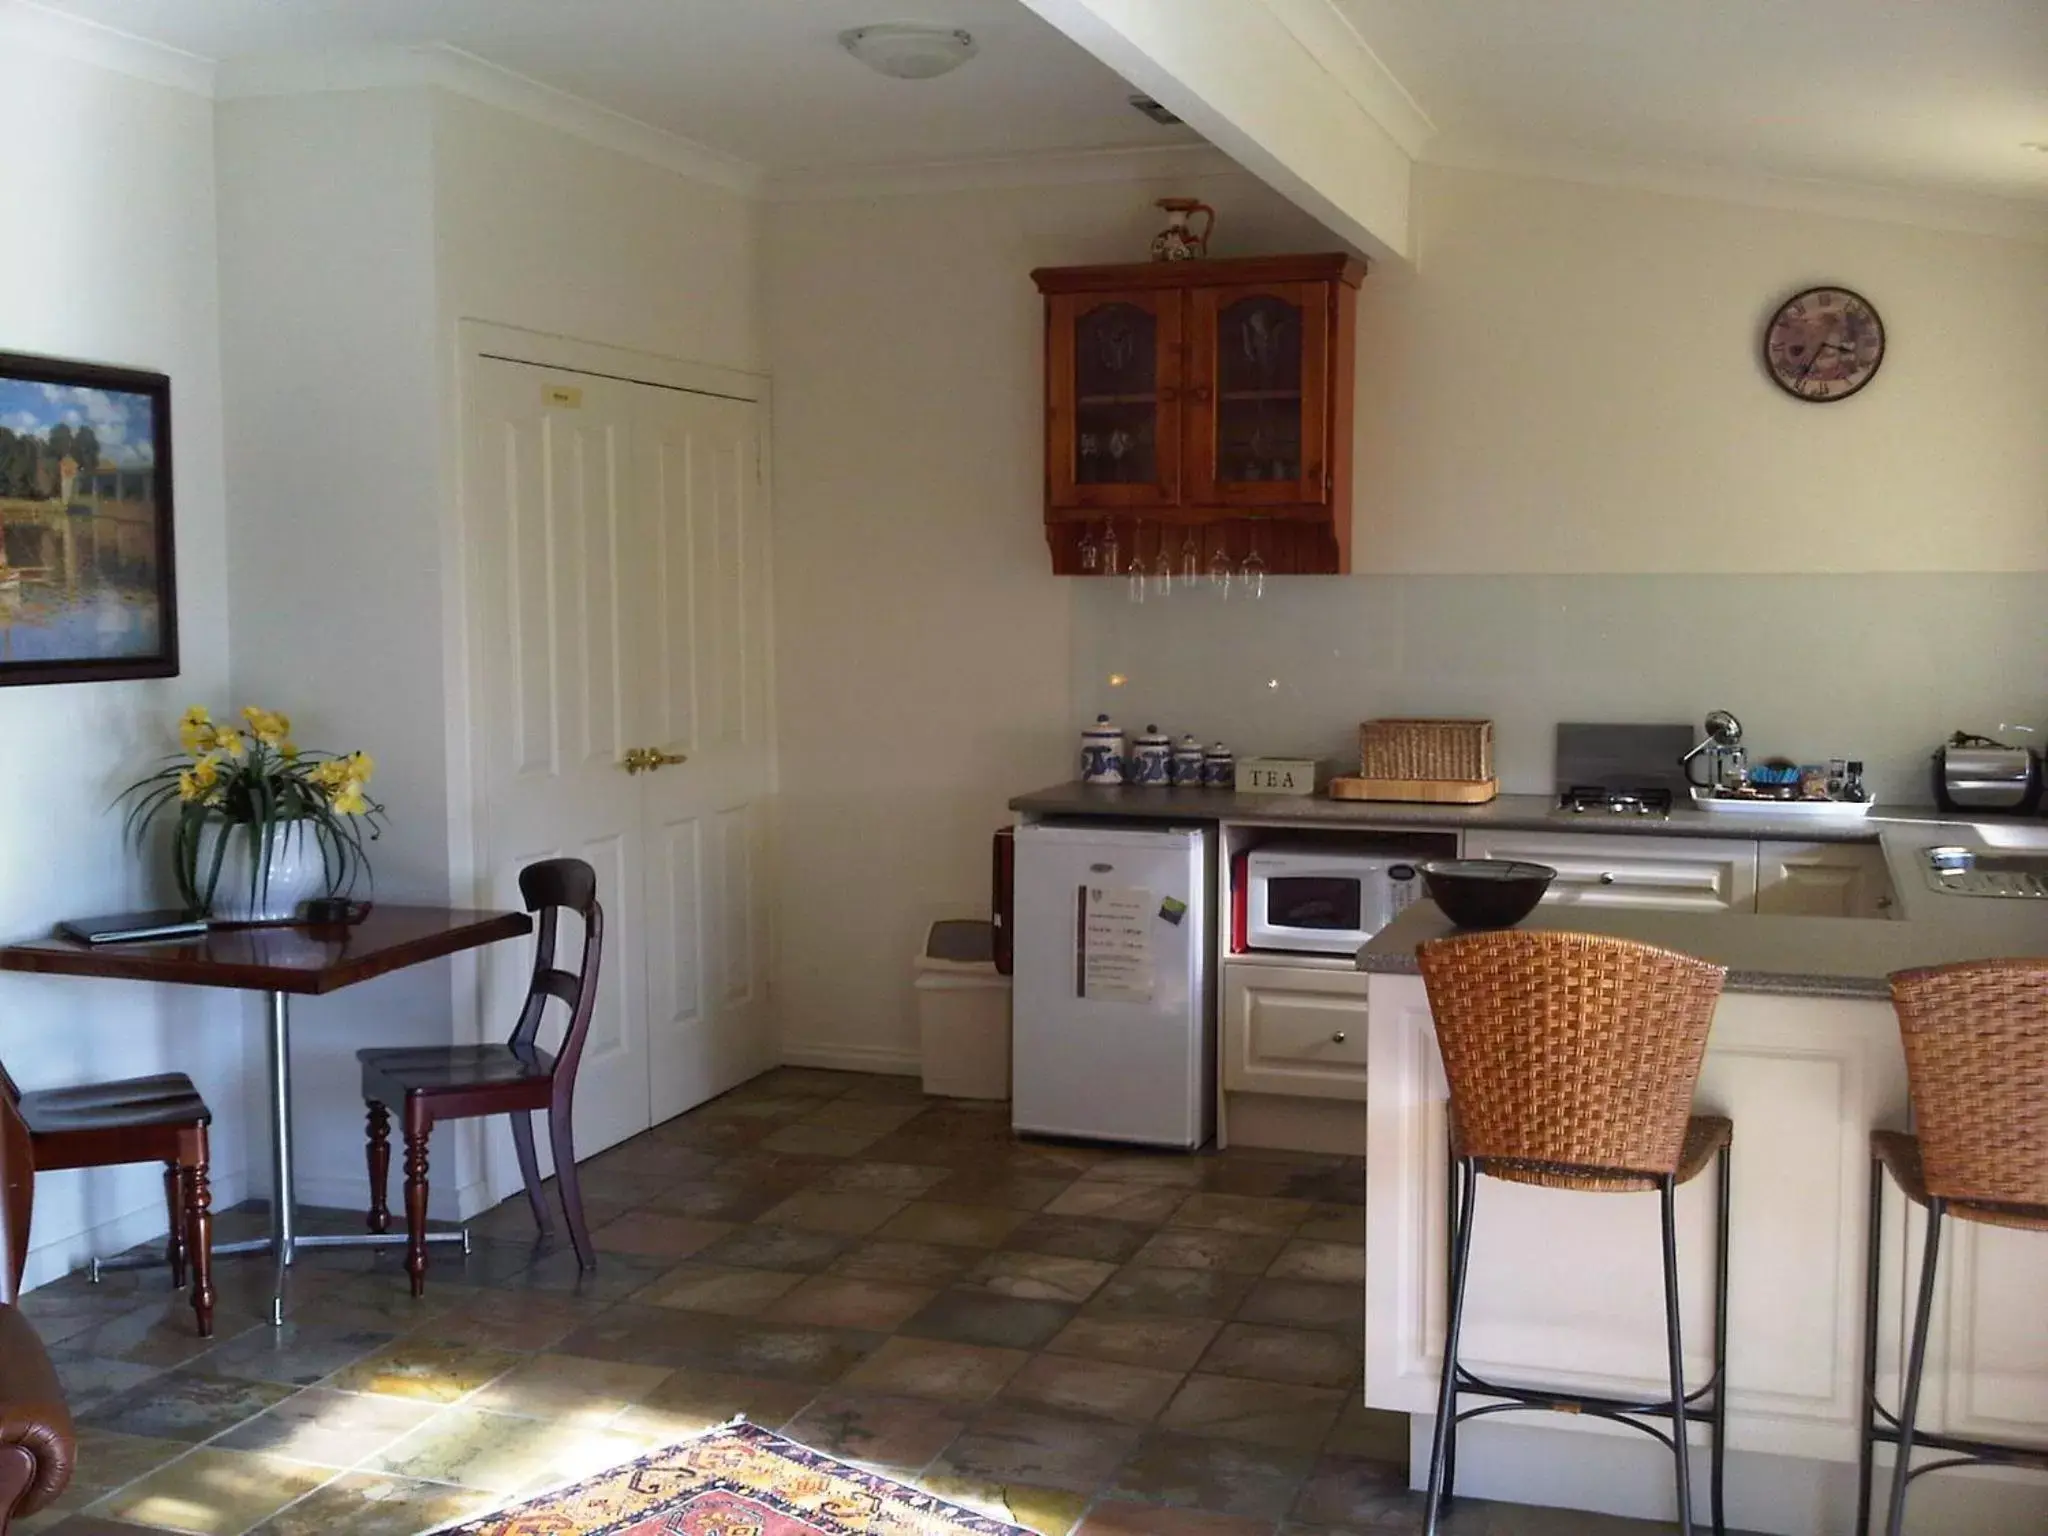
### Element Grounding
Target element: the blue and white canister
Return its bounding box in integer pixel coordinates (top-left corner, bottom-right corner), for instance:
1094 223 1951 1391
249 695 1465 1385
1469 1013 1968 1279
1171 734 1205 787
1130 725 1172 787
1202 742 1235 788
1081 714 1126 785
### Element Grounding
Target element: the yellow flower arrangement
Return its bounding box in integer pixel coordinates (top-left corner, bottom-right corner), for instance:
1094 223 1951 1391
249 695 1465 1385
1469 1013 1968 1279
123 705 387 916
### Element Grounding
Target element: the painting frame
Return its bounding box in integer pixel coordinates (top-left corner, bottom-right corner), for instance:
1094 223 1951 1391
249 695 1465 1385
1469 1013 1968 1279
0 350 177 687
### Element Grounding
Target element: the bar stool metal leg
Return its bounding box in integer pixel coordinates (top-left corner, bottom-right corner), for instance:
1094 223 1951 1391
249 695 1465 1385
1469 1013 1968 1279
1710 1143 1731 1536
1441 1138 1463 1506
1424 1158 1478 1536
1884 1196 1946 1536
1659 1174 1695 1536
1856 1156 1884 1536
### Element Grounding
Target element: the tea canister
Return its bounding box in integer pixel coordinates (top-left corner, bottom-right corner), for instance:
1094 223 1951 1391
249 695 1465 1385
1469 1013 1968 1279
1081 714 1126 785
1170 734 1205 787
1201 742 1236 788
1130 725 1172 787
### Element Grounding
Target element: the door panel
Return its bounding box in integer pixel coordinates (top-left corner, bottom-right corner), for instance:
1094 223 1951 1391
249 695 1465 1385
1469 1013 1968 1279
1187 282 1331 507
469 361 651 1158
638 390 776 1124
1046 291 1183 511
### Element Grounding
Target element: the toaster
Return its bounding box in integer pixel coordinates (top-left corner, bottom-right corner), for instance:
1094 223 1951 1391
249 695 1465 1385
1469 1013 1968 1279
1933 732 2043 814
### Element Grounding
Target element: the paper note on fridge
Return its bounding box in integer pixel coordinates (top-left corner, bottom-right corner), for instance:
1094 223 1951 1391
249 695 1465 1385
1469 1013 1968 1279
1081 885 1155 1003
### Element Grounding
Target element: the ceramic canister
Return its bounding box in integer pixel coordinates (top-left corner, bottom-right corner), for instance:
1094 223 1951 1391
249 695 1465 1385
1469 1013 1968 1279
1081 714 1126 785
1171 734 1205 786
1130 725 1172 787
1202 742 1235 788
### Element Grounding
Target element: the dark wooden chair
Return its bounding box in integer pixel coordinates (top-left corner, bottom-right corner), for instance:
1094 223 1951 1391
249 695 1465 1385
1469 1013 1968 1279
358 858 603 1295
0 1088 77 1534
0 1063 214 1336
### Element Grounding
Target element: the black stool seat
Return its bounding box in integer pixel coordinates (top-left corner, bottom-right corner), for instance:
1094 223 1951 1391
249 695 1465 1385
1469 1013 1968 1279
18 1075 211 1138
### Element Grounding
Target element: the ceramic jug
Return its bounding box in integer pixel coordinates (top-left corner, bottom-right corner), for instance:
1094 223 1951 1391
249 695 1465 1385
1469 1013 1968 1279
1171 734 1205 787
1131 725 1172 787
1081 714 1126 785
1202 742 1236 788
1150 197 1215 262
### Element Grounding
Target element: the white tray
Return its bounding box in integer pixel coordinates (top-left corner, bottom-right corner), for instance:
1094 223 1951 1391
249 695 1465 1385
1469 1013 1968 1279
1689 789 1874 818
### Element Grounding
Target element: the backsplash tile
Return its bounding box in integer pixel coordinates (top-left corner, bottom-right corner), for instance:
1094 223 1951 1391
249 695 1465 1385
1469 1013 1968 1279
1072 574 2048 807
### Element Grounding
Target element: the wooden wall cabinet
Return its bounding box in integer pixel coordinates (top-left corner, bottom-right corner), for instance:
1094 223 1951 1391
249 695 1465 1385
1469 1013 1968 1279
1033 254 1365 577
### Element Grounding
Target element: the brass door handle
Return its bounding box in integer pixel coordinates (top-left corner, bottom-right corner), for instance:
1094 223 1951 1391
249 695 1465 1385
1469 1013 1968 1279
624 748 689 774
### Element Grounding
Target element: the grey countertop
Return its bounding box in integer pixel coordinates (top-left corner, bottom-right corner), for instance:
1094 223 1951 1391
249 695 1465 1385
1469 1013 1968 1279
1008 781 1955 844
1009 781 2048 998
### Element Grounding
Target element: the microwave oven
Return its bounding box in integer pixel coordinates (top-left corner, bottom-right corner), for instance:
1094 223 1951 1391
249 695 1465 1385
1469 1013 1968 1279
1242 843 1426 955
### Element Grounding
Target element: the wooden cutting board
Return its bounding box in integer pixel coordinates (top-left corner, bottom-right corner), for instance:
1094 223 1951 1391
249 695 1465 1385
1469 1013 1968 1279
1327 776 1498 804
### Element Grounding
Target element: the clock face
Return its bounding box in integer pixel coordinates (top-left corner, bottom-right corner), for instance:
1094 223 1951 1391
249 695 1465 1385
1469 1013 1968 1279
1763 286 1885 402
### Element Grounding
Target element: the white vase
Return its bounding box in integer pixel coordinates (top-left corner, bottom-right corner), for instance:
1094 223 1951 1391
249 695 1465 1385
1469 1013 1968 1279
192 819 328 923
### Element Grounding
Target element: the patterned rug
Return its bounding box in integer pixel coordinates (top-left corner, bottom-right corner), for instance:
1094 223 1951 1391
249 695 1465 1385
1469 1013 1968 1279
442 1422 1039 1536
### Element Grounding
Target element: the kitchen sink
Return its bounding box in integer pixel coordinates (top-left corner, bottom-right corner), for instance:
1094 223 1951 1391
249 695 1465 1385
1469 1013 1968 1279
1923 845 2048 898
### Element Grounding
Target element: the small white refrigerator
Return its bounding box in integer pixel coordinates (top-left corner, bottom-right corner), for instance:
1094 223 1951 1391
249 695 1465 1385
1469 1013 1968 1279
1011 822 1213 1148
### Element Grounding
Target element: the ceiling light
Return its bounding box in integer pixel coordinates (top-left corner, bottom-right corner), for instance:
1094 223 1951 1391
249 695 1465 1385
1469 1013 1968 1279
2023 141 2048 154
839 24 978 80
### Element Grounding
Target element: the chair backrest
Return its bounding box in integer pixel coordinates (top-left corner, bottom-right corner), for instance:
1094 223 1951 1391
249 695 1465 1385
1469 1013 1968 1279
1889 959 2048 1213
507 858 604 1101
1417 930 1727 1179
0 1090 33 1305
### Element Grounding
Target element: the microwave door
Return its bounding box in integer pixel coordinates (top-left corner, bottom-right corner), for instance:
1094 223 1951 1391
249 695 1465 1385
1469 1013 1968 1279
1262 874 1364 949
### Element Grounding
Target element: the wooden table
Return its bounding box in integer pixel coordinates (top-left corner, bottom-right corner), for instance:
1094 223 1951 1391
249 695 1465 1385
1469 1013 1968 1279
0 906 533 1321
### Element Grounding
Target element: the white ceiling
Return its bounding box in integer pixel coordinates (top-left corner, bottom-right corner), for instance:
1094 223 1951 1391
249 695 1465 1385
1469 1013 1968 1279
27 0 2048 206
27 0 1199 172
1334 0 2048 205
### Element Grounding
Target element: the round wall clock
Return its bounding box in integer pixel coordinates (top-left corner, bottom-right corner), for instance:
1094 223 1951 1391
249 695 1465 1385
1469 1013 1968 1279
1762 285 1885 403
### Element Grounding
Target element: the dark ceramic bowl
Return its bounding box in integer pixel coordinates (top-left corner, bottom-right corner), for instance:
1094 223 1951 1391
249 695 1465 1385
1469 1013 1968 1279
1419 859 1556 929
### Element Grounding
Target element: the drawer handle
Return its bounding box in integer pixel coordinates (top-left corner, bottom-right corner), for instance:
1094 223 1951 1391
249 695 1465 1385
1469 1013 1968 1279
1598 872 1617 885
1331 1031 1348 1044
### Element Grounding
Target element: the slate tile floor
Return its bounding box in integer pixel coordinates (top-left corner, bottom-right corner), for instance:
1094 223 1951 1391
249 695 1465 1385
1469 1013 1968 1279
18 1069 1691 1536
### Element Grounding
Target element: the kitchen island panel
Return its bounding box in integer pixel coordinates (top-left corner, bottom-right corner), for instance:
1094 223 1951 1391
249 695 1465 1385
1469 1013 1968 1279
1363 973 2047 1532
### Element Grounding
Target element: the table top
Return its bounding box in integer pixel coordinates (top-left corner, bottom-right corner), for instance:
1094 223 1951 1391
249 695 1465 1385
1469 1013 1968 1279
0 905 533 996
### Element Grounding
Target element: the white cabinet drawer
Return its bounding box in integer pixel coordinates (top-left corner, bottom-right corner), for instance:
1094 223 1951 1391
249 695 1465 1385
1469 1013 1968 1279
1223 965 1370 1101
1461 831 1758 914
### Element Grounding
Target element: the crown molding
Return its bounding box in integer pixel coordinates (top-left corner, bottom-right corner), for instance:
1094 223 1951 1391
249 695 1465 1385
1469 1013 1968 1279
0 0 214 95
1427 144 2048 245
769 141 1246 202
1260 0 1436 160
215 43 762 195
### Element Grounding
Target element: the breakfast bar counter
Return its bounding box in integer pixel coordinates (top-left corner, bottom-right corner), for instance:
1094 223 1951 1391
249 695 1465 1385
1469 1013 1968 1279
1349 858 2048 1535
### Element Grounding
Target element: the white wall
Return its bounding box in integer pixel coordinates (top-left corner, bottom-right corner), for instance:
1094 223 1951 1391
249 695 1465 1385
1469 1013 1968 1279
768 161 2048 1069
432 90 765 1209
765 173 1329 1069
218 83 767 1216
1355 165 2048 574
0 44 247 1286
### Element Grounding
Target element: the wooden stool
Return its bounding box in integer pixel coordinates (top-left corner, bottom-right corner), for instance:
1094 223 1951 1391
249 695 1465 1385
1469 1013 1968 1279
2 1068 214 1336
1859 960 2048 1535
1416 930 1731 1536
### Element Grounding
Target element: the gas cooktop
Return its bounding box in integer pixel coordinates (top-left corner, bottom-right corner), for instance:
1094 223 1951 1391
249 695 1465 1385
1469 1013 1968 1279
1558 785 1673 817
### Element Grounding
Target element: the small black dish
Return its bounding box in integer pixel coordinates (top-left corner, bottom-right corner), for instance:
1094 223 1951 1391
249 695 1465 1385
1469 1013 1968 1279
1419 859 1556 929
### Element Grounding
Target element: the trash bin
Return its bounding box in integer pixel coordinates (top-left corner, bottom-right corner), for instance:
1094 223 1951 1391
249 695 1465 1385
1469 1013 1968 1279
916 919 1012 1100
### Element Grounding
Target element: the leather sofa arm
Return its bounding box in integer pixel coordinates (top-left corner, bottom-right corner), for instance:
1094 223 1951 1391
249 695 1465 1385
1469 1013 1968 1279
0 1304 73 1529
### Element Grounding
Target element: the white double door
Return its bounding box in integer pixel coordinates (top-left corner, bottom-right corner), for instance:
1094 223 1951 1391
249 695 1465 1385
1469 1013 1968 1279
467 353 774 1161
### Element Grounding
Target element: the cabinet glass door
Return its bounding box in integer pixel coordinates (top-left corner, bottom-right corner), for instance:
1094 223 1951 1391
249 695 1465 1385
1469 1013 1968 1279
1188 283 1330 506
1047 291 1182 510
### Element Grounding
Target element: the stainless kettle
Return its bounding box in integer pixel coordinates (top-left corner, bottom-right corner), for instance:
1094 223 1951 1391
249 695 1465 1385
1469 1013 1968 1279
1933 732 2042 814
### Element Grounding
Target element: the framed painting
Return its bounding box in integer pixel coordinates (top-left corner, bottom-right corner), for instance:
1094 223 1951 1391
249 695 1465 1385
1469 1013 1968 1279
0 351 176 686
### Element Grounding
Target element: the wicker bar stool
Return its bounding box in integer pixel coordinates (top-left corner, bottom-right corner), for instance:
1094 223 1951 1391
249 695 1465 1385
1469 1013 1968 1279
1416 930 1732 1536
1858 960 2048 1536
